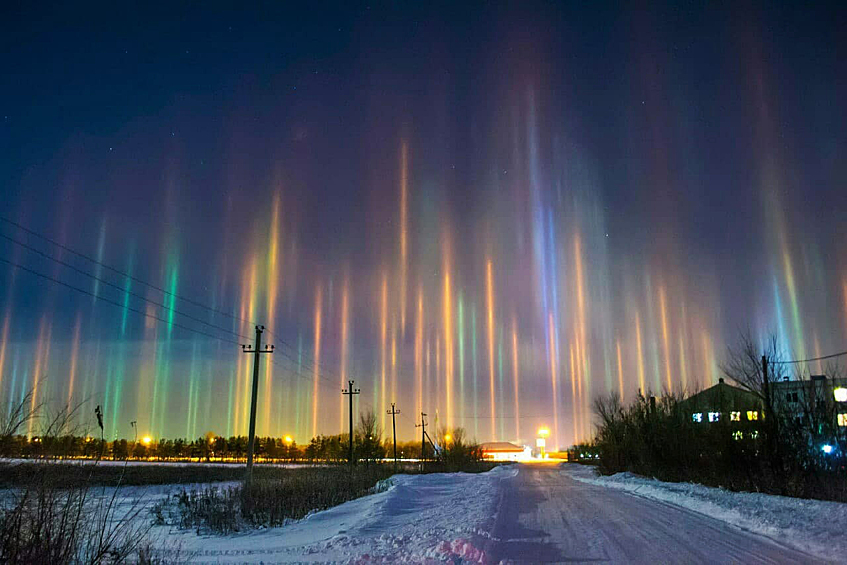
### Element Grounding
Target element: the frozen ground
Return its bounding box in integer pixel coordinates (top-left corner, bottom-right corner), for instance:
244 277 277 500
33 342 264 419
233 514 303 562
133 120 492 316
140 462 843 563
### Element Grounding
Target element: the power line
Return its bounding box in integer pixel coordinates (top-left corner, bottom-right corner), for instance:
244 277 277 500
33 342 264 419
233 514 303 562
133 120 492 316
271 355 376 419
266 336 346 391
264 328 376 404
772 350 847 365
271 353 338 392
0 222 349 395
1 251 352 428
0 231 254 343
0 256 241 346
0 216 260 329
269 346 360 399
0 218 381 387
2 218 415 425
0 221 377 437
265 328 355 385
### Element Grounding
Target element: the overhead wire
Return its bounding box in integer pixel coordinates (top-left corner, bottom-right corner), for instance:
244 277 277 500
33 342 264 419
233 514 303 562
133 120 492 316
771 350 847 365
0 216 260 330
0 231 254 343
0 217 372 391
0 219 383 438
0 256 242 346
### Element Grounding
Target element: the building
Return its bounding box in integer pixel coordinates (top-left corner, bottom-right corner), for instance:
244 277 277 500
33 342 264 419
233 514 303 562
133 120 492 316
680 376 847 447
680 377 764 440
480 442 530 461
772 376 847 439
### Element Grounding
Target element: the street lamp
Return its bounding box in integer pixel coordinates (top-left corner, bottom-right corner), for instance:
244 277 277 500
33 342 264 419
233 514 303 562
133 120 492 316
537 427 550 459
142 435 152 446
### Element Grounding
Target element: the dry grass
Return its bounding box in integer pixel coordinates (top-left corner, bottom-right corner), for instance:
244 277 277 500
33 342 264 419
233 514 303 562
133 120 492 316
0 391 160 564
154 465 395 534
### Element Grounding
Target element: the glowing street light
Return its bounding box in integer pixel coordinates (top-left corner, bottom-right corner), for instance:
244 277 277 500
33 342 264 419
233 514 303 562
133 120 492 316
444 433 452 443
142 435 152 446
284 435 293 445
537 427 550 459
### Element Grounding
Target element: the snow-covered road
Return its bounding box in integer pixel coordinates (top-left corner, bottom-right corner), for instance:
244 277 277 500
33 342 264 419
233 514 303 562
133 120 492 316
490 463 825 564
155 463 837 563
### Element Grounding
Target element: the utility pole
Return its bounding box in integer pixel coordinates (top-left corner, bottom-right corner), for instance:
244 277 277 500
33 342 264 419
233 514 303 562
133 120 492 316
95 405 104 459
342 380 360 465
762 355 769 402
387 403 400 470
130 420 137 458
242 325 274 482
416 412 427 471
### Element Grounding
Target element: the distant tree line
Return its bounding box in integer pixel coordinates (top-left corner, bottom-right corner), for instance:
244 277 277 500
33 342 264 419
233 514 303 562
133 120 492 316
0 433 302 462
0 408 483 467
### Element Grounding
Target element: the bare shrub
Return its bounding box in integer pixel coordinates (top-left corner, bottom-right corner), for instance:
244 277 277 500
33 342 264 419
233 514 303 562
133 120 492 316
0 390 154 563
157 465 396 534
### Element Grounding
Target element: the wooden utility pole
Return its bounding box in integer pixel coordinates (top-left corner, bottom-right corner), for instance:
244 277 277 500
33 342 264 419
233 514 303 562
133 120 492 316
342 380 360 465
416 412 427 471
242 325 274 481
387 403 400 470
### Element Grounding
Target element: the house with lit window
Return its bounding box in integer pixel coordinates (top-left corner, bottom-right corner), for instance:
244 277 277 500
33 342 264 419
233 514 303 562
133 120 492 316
771 376 847 441
680 377 764 439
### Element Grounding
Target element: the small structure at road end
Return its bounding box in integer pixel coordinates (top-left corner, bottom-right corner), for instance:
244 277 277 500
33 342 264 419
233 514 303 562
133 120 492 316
481 441 531 461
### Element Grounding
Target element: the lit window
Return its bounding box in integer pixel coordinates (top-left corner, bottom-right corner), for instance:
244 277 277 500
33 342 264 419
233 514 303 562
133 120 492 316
750 430 759 440
732 431 743 441
838 414 847 427
730 411 740 421
835 388 847 403
692 413 703 423
708 412 720 423
747 411 758 421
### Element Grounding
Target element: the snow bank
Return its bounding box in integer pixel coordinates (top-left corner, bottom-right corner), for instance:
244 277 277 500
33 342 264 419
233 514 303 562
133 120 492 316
564 464 847 561
150 464 517 563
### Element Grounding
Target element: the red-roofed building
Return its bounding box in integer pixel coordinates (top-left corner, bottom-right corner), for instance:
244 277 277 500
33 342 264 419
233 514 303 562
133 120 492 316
480 442 530 461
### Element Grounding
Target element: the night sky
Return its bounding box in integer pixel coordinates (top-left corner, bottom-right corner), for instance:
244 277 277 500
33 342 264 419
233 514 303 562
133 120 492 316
1 2 845 448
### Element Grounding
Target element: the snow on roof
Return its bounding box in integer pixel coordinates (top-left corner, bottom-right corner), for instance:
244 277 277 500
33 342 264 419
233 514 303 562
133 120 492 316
480 441 524 452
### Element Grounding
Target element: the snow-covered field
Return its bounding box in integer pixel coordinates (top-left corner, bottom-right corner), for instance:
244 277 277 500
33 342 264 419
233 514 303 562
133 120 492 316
565 464 847 562
27 461 841 563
